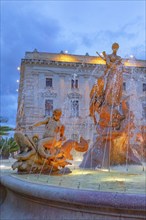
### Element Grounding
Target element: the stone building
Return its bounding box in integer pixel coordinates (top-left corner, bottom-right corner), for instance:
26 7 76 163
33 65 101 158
16 49 146 143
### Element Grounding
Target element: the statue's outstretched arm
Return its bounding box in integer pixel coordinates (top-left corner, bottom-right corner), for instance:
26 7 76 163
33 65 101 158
30 118 49 129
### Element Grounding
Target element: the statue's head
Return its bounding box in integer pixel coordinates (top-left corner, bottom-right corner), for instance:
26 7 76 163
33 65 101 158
112 42 119 51
32 134 39 143
53 109 62 120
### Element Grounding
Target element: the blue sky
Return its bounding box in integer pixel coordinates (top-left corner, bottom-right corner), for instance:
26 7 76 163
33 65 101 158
0 0 145 128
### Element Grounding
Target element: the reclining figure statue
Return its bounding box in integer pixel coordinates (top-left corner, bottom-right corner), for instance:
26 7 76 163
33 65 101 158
12 109 88 174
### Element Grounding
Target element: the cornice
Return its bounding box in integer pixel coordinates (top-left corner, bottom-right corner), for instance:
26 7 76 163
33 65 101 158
21 58 146 74
21 59 102 69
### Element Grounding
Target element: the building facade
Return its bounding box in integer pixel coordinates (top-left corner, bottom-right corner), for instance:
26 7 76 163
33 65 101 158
16 50 146 143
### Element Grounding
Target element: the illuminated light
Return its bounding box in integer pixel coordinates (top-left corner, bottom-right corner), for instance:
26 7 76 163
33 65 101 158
96 168 109 172
17 66 20 71
70 170 92 175
74 156 82 162
104 177 126 182
52 54 145 67
64 50 68 54
0 165 6 168
0 164 12 170
124 61 139 67
16 80 19 83
16 89 18 92
90 57 106 65
130 55 134 58
55 54 79 62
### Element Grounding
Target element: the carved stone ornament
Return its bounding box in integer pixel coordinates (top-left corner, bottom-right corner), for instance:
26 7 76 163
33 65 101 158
67 92 82 99
40 91 57 98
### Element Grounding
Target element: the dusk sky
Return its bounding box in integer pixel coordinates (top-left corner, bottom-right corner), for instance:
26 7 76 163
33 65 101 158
1 0 145 128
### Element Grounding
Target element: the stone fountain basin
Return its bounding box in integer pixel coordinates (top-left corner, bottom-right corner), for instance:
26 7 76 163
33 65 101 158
0 171 146 220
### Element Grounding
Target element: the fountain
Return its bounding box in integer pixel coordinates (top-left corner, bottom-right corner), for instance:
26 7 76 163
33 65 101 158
80 43 143 169
0 43 146 220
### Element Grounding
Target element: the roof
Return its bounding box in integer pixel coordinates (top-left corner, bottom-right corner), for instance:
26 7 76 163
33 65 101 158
24 51 146 68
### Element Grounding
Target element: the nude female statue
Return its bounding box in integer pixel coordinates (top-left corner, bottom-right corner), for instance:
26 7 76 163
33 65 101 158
103 42 124 106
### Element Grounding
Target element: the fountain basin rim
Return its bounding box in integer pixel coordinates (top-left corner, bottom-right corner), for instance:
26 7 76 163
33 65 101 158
1 174 145 212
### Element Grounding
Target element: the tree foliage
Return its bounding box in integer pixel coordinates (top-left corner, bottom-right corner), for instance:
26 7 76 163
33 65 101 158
0 137 19 159
0 116 14 137
0 126 13 136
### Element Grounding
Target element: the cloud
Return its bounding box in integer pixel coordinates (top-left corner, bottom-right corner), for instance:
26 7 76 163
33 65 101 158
1 1 145 127
71 17 145 59
1 2 78 125
1 4 77 90
0 94 18 127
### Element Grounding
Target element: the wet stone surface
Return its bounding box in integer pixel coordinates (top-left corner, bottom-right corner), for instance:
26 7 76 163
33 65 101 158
1 159 145 194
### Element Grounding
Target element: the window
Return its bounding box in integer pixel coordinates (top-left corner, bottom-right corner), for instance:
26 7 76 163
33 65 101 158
71 100 79 117
123 82 126 91
142 83 146 92
45 100 53 116
142 103 146 119
46 78 53 88
71 79 78 89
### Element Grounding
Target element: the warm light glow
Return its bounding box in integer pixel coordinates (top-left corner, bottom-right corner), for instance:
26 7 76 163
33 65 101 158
124 61 138 67
0 164 11 170
104 177 126 182
96 168 109 172
55 54 79 62
90 57 106 64
48 53 145 67
74 156 82 162
17 66 20 71
0 165 6 168
70 170 92 175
